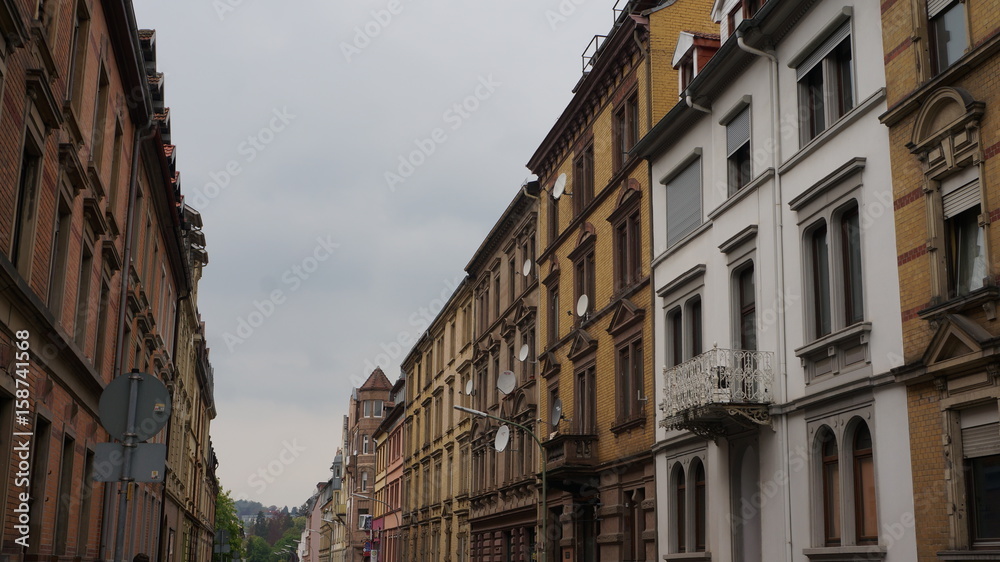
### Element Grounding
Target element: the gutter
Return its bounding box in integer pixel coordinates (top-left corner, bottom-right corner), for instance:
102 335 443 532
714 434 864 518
735 26 793 562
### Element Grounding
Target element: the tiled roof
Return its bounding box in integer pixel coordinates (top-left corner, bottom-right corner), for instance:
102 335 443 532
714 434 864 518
359 367 393 391
138 29 154 40
685 30 721 40
155 107 170 121
163 145 175 158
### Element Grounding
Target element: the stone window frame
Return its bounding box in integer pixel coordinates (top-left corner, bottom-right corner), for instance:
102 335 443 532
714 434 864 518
659 265 706 370
662 447 709 559
938 391 1000 553
803 403 886 560
790 158 872 384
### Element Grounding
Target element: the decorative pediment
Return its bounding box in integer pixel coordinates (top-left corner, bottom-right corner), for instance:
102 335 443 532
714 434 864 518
923 314 992 370
513 300 537 328
25 69 63 130
82 198 108 236
540 351 561 380
543 256 561 286
59 143 87 191
607 298 645 338
568 223 597 261
500 318 515 339
910 87 982 151
608 179 642 223
567 329 598 362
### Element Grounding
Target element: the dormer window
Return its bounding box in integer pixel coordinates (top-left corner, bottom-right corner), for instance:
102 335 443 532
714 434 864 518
672 32 721 96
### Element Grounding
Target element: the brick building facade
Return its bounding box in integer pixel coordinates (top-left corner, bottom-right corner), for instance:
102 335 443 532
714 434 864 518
881 0 1000 559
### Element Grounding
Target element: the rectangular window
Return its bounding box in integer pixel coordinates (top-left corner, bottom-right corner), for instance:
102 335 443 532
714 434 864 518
68 1 90 112
690 297 703 357
614 93 640 169
810 223 832 337
364 400 372 417
94 282 110 372
109 122 124 210
548 285 560 344
549 194 560 242
48 197 73 312
363 435 369 454
797 23 853 145
738 265 756 350
509 256 516 304
373 400 383 417
614 210 642 292
574 144 595 214
668 307 683 368
77 450 95 555
12 139 43 277
75 245 94 348
616 339 643 423
666 158 702 246
929 0 967 74
961 403 1000 546
574 250 596 319
27 417 51 554
840 207 863 325
575 366 596 433
92 67 110 168
55 435 76 554
727 107 752 194
494 274 501 318
947 204 985 298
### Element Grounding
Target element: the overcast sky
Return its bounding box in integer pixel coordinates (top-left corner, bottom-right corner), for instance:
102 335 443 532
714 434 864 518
132 0 615 507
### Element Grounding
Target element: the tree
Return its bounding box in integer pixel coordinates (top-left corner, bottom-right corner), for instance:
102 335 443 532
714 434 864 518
253 511 268 538
246 536 272 562
213 489 247 562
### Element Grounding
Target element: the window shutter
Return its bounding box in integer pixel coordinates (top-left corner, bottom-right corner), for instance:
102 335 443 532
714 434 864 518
796 21 852 80
726 107 751 156
666 159 702 246
927 0 954 19
962 423 1000 458
942 180 980 219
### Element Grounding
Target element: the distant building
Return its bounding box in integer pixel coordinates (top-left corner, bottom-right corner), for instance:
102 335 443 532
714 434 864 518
373 375 405 562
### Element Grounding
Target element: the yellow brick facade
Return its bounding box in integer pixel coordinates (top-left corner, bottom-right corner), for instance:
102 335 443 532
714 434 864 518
882 0 1000 559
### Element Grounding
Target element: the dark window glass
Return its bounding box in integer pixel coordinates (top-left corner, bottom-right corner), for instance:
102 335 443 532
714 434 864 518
841 206 863 325
930 2 967 74
811 224 831 337
853 424 877 544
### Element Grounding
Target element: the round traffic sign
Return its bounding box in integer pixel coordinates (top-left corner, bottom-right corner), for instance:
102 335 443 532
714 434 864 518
99 372 172 442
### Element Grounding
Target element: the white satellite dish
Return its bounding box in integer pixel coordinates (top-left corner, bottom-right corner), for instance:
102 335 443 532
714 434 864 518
518 344 530 362
552 173 568 199
494 425 511 452
576 294 590 317
497 370 516 395
550 398 564 427
465 379 474 396
522 258 532 277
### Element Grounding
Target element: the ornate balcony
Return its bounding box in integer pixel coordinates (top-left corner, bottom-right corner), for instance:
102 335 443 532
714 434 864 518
543 432 598 471
660 347 775 438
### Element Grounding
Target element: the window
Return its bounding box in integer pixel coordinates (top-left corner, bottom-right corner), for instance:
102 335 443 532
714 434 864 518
54 435 75 554
666 296 703 369
574 249 596 319
92 67 110 168
548 285 560 345
68 0 90 112
373 400 383 417
961 403 1000 546
614 208 642 292
668 307 683 368
929 0 967 75
494 273 501 317
362 435 370 454
665 158 701 246
841 206 863 325
549 193 560 242
853 424 877 545
675 465 686 552
727 107 752 194
12 138 43 278
614 92 639 169
574 366 596 433
364 400 372 417
797 23 853 145
690 298 703 357
820 428 841 546
945 187 985 298
75 244 94 347
736 264 756 350
809 223 832 337
728 2 745 34
694 461 706 551
616 339 643 424
47 198 73 312
508 255 516 304
574 144 594 214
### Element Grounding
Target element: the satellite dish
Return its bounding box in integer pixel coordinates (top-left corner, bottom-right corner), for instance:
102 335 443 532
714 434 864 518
494 425 511 452
576 294 590 317
465 380 474 395
552 173 567 199
518 344 530 362
522 259 532 277
550 398 564 427
497 371 516 395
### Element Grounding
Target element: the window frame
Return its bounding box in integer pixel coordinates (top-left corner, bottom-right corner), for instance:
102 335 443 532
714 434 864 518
928 0 968 76
573 143 595 215
725 106 752 195
795 22 855 147
613 90 640 170
663 154 703 248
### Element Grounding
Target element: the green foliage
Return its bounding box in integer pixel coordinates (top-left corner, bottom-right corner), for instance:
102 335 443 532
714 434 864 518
246 535 272 562
213 489 246 562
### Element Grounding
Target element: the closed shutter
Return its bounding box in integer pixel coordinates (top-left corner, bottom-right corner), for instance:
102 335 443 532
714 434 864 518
963 423 1000 458
666 159 702 246
726 107 751 156
927 0 955 19
942 180 980 219
796 21 852 80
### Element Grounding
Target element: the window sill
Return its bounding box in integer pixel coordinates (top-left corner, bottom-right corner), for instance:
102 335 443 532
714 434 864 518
707 168 774 221
610 413 645 435
662 552 711 561
918 285 1000 322
652 222 712 269
795 322 872 383
803 546 886 561
937 551 1000 561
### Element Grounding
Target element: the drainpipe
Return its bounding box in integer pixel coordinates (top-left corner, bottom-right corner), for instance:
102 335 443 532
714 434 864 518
685 94 711 114
736 28 793 562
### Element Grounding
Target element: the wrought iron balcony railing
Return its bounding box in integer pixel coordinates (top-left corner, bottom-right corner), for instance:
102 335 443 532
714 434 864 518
660 347 775 428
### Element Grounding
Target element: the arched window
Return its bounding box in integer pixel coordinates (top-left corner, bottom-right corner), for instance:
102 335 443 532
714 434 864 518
853 423 877 544
676 465 687 552
694 460 707 551
820 428 841 546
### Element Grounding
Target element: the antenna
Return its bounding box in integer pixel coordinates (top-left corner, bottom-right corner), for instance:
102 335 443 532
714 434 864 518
522 258 533 277
497 370 516 395
518 343 535 364
552 173 571 200
465 379 474 396
576 294 590 318
494 425 511 452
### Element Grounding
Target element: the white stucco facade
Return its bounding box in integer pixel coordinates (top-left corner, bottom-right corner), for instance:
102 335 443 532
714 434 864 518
643 1 918 561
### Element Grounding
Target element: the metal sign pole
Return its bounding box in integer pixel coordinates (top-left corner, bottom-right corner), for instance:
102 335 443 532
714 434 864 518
113 371 141 562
